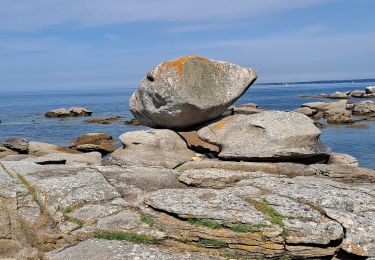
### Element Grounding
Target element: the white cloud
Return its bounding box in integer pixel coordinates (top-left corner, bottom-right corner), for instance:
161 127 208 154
0 0 329 31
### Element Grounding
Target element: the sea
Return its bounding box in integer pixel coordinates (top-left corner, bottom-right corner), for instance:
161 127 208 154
0 82 374 168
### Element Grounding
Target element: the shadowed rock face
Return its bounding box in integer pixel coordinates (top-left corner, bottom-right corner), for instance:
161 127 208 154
197 111 331 163
129 55 257 129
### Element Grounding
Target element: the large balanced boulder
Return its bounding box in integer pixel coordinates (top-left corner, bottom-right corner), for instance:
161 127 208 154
111 129 196 168
197 111 331 163
129 55 257 129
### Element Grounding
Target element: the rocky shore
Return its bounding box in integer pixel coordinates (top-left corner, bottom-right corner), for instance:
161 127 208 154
0 55 374 259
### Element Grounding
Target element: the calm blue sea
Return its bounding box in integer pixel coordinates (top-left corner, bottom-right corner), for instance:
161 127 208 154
0 82 374 168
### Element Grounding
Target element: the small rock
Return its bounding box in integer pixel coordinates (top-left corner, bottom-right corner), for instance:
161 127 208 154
328 152 359 167
83 116 125 125
328 92 350 99
293 107 318 116
45 107 92 118
230 103 264 115
3 138 29 153
323 108 354 124
70 133 117 154
365 86 375 94
352 101 375 115
111 129 195 168
28 141 80 156
350 90 367 98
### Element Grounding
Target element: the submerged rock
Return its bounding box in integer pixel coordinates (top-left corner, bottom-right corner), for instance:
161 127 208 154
129 55 257 129
111 129 195 168
83 116 125 125
197 111 331 163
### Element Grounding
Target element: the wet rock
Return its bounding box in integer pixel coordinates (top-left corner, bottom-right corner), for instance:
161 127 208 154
328 152 359 167
293 107 318 116
178 131 219 153
83 116 125 125
111 130 195 169
123 118 141 125
3 138 29 153
197 111 331 163
129 55 257 129
45 239 217 260
45 107 92 118
70 133 117 154
352 101 375 115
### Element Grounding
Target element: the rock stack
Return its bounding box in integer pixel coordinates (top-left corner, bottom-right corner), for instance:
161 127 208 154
1 55 374 260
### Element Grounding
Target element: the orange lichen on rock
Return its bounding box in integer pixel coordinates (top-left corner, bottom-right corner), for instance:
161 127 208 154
211 117 233 131
158 55 211 81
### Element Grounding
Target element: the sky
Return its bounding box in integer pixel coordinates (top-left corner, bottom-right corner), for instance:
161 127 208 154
0 0 374 90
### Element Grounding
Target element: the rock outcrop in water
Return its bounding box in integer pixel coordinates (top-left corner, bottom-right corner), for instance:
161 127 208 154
45 107 92 118
129 55 257 129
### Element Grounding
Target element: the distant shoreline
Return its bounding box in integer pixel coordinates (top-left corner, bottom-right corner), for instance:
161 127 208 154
256 78 375 86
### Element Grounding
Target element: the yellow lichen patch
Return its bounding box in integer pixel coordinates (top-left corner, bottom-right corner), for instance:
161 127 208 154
342 241 366 256
211 117 233 131
157 55 210 81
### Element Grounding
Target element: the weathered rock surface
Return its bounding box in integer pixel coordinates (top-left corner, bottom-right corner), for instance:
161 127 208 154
197 111 331 163
302 100 347 111
111 130 195 168
293 107 317 116
22 152 102 166
323 108 354 124
328 153 359 167
178 131 219 153
45 107 92 118
45 239 218 260
2 138 29 153
70 133 117 154
28 141 80 156
1 159 375 259
230 103 264 115
129 55 257 129
352 101 375 115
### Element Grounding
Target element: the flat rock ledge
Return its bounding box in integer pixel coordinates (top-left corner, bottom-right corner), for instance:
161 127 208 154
0 159 374 259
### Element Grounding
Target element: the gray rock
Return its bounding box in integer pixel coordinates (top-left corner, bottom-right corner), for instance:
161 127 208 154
145 188 268 225
293 107 317 116
0 154 29 161
329 91 350 99
365 86 375 94
197 111 331 163
352 101 375 115
328 153 359 167
45 239 218 260
3 138 28 153
45 107 92 118
129 55 257 129
350 90 367 98
111 129 195 168
302 100 347 111
22 152 102 166
230 103 264 115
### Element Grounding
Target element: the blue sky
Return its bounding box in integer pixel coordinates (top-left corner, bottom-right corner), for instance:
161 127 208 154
0 0 374 90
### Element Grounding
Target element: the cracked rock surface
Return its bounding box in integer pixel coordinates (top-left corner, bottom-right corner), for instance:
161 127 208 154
0 159 374 259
